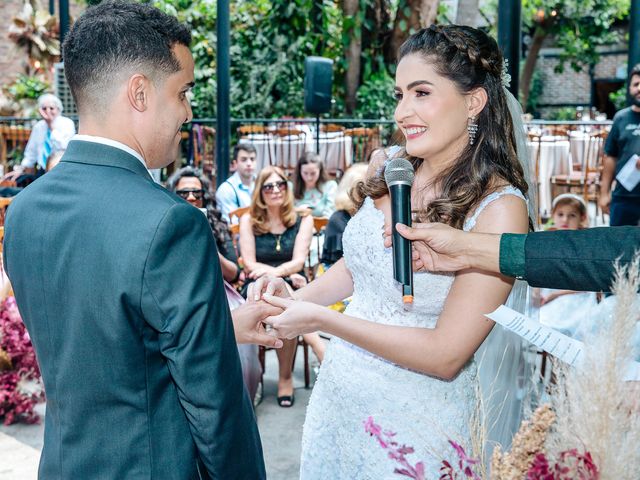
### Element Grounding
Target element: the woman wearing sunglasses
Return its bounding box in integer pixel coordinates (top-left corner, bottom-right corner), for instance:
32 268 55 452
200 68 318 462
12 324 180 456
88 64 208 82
239 166 322 407
167 167 241 284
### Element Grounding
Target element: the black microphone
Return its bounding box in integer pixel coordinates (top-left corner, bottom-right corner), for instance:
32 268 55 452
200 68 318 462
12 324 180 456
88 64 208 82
384 157 415 306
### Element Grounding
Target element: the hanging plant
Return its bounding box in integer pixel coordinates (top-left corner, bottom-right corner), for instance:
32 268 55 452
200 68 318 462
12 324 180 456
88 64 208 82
8 0 61 76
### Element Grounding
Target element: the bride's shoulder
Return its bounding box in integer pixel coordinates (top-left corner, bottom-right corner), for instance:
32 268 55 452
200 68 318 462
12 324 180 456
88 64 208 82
465 184 528 234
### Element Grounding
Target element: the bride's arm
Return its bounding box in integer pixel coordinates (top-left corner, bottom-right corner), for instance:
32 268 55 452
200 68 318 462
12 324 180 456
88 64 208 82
265 194 529 380
294 257 354 306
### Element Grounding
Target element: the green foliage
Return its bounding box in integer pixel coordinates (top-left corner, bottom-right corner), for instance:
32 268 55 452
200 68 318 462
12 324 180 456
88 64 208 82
609 84 627 111
6 75 50 101
526 67 544 114
151 0 345 118
354 70 396 119
548 106 579 121
522 0 630 74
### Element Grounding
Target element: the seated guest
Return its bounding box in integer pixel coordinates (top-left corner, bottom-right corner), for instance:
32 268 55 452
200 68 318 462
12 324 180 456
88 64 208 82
167 166 241 284
239 166 324 406
293 151 337 218
321 163 368 266
17 94 76 178
216 142 257 222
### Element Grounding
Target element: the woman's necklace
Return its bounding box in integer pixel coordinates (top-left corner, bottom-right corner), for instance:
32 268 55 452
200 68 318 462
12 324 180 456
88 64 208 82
275 234 282 252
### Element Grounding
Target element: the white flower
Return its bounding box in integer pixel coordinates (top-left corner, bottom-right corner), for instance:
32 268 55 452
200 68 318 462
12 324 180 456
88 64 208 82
502 59 512 89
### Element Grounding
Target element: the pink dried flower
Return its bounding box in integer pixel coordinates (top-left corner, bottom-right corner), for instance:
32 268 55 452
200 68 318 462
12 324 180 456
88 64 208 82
365 417 481 480
526 450 599 480
364 416 425 480
0 297 43 425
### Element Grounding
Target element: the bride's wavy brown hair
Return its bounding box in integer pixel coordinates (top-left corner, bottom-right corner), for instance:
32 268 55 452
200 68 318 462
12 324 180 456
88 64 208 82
353 24 530 229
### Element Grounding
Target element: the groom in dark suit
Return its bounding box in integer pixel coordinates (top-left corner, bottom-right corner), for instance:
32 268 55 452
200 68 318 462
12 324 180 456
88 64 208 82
3 2 280 479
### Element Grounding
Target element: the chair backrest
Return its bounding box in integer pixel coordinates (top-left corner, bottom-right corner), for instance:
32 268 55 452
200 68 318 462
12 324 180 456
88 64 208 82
344 126 381 163
237 124 268 136
0 197 13 228
313 216 329 233
0 125 32 171
320 123 345 134
229 206 250 224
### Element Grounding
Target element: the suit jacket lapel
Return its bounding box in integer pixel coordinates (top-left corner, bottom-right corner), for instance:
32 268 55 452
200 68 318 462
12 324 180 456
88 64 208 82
61 140 154 182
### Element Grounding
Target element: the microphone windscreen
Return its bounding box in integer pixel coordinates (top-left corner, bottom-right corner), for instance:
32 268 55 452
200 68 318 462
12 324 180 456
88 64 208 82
384 158 415 187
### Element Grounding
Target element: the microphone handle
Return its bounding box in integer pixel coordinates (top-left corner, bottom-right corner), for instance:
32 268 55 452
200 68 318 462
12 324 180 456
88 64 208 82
390 183 413 293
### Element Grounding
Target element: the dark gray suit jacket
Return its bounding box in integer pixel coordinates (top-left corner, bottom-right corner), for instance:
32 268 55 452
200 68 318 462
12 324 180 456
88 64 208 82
524 227 640 292
4 140 265 479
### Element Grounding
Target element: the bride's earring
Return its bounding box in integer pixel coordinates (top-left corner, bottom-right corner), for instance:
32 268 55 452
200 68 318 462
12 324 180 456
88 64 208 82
467 116 478 145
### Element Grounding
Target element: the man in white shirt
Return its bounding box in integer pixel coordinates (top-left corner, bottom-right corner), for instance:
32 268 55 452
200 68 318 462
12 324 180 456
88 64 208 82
215 142 257 221
20 94 76 172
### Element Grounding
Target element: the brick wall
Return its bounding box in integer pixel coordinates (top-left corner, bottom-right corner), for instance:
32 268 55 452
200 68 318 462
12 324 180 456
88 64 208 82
0 0 28 88
536 46 627 109
0 1 85 89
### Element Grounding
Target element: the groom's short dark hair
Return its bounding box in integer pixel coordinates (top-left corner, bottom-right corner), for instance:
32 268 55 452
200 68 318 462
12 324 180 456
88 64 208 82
62 0 191 114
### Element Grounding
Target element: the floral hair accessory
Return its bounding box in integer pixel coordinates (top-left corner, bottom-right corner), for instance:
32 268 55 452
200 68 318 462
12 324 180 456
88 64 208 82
501 58 511 89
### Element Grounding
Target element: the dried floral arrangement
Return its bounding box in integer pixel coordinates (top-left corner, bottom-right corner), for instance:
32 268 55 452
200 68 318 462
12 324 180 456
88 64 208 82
0 296 43 425
367 254 640 479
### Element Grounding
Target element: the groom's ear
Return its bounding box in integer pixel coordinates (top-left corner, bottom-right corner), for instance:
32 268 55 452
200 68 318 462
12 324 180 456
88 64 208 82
466 87 488 117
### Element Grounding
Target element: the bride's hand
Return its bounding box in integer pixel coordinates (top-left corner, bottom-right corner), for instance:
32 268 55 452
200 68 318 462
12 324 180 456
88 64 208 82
248 275 294 302
261 294 325 340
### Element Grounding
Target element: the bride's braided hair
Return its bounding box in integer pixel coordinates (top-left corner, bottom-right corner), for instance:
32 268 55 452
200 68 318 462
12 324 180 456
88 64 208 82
353 24 530 229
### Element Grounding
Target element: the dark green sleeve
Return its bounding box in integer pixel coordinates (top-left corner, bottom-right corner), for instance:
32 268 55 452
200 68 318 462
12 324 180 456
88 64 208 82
499 233 527 279
523 227 640 292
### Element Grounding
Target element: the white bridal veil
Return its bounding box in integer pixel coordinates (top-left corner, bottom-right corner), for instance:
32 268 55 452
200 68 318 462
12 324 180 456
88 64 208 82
474 87 539 461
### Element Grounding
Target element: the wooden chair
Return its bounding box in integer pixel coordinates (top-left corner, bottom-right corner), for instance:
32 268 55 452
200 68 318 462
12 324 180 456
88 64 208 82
551 130 606 217
344 126 381 164
306 216 329 281
547 125 571 137
0 125 32 173
257 337 311 397
237 124 268 136
320 123 345 134
228 206 250 257
0 197 13 257
0 197 13 227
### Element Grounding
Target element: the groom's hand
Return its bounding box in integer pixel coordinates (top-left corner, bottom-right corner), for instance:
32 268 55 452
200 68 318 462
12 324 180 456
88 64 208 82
248 275 294 302
232 300 284 348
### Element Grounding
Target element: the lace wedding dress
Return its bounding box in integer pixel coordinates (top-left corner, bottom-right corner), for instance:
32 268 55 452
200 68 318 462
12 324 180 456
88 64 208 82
300 188 526 479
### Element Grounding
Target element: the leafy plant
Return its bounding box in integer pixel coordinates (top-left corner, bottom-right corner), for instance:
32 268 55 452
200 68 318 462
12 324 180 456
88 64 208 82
8 0 60 75
609 84 627 111
548 107 579 121
355 70 396 120
6 75 50 102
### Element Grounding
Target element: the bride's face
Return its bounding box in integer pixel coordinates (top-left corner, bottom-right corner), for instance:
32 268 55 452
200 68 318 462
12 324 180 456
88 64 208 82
394 53 471 165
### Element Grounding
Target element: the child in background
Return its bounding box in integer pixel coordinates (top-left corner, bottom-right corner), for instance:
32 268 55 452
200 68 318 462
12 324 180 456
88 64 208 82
539 194 598 337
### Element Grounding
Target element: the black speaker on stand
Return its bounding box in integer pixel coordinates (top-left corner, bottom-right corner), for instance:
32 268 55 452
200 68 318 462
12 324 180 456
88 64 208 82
304 57 334 153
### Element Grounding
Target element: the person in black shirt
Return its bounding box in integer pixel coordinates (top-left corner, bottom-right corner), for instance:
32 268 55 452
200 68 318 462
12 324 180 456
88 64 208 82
601 64 640 226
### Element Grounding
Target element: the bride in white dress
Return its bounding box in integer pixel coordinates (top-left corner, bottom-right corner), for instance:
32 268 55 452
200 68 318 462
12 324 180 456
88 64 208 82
254 25 533 479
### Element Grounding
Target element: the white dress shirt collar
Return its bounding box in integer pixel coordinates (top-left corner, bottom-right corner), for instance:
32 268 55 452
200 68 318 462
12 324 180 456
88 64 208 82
72 134 150 174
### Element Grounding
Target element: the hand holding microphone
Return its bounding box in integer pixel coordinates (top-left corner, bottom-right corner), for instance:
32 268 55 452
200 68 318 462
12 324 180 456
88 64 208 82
384 157 415 306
